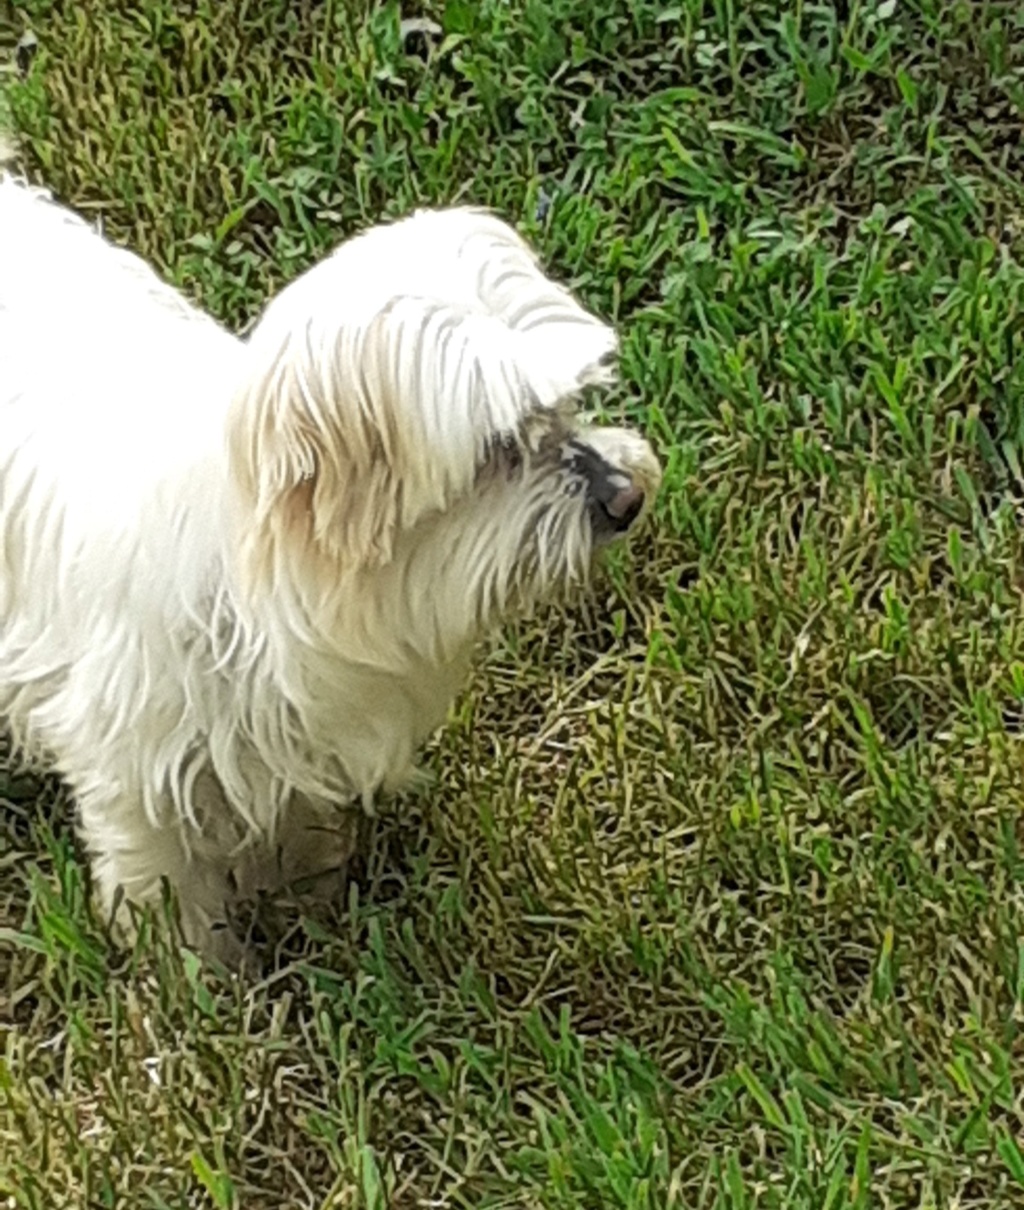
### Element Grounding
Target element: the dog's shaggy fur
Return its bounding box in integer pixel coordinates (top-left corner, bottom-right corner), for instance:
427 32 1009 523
0 178 660 960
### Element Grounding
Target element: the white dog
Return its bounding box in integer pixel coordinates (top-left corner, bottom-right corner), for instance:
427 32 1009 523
0 177 661 961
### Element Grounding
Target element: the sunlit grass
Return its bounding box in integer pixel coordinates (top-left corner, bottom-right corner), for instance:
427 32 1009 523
3 0 1024 1205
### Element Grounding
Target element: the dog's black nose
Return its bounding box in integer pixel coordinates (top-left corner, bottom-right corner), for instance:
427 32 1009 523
566 440 646 534
599 481 645 531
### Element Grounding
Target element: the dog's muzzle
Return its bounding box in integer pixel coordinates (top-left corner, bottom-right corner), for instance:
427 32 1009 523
565 439 650 536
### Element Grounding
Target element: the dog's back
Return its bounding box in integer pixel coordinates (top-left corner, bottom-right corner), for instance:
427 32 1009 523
0 179 242 756
0 177 241 524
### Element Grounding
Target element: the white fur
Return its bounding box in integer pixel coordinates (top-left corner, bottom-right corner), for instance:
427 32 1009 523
0 177 661 959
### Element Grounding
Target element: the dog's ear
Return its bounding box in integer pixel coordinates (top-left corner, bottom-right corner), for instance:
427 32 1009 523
227 208 615 584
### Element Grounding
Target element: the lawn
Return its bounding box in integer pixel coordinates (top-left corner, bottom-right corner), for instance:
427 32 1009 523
2 0 1024 1205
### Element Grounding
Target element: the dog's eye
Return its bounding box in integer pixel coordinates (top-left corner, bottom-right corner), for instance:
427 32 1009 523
479 434 524 479
561 448 587 477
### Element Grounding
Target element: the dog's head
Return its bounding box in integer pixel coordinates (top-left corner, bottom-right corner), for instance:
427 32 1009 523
228 208 661 659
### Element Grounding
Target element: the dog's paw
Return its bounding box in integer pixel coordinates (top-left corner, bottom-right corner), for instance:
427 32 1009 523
202 920 265 978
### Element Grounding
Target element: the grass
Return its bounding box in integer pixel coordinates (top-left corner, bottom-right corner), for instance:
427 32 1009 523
3 0 1024 1204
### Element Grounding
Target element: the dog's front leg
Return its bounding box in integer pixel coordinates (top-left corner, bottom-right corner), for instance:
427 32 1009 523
76 786 245 966
229 793 363 906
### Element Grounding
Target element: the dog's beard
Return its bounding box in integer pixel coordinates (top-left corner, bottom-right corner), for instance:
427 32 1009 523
364 421 604 662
